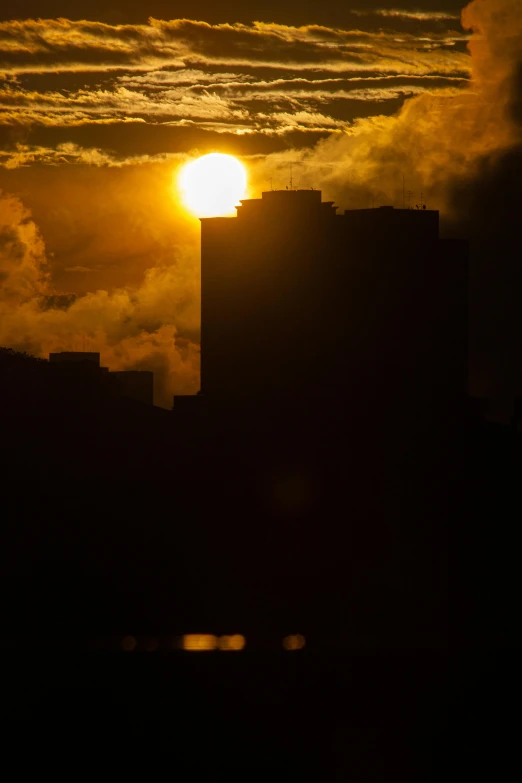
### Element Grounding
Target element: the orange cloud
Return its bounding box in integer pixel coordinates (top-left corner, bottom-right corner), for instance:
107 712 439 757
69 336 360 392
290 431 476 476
0 191 49 303
0 14 470 167
0 17 467 76
0 188 200 407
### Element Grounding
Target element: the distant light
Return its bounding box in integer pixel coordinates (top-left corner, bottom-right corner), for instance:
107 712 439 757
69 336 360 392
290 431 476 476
121 635 137 652
182 634 218 652
218 634 246 651
144 638 159 652
282 634 306 651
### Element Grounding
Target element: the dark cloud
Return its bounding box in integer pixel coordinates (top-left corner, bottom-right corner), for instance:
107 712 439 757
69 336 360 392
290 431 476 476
15 70 124 92
0 121 313 160
446 33 522 396
41 293 76 309
0 2 466 27
510 62 522 127
0 44 142 70
0 17 467 77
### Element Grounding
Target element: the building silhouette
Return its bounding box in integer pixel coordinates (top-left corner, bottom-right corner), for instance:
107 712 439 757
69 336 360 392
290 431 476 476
4 186 517 772
176 189 468 427
49 351 103 367
49 351 153 406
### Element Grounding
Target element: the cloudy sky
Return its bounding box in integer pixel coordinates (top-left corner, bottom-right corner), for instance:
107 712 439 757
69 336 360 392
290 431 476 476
0 5 469 160
1 1 521 405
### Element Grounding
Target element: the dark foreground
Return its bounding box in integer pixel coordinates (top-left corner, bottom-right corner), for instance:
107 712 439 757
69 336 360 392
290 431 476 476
0 398 520 778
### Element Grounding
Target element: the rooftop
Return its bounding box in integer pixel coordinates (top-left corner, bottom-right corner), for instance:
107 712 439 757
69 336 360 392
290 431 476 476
49 351 101 365
233 188 338 219
201 189 439 222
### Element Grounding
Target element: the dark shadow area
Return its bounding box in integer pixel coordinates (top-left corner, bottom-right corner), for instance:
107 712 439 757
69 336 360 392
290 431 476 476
0 192 518 778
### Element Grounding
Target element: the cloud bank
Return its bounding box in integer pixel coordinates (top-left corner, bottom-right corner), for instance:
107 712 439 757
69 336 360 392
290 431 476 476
0 13 469 164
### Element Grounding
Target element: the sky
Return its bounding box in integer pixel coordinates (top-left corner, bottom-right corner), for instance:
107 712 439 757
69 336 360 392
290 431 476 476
1 0 521 406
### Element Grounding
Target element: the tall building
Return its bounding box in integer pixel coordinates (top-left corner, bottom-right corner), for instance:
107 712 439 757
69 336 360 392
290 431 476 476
177 189 467 422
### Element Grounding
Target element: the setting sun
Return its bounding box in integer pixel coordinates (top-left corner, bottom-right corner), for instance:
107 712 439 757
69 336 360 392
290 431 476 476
178 153 247 218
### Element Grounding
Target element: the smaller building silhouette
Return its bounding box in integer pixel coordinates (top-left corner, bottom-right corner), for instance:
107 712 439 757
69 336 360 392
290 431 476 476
48 352 154 406
49 351 101 366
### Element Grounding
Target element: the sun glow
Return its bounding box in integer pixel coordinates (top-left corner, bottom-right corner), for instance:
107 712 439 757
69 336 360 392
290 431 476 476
178 153 247 217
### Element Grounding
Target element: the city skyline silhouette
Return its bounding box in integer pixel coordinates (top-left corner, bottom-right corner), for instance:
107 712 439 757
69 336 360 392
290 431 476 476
1 0 521 778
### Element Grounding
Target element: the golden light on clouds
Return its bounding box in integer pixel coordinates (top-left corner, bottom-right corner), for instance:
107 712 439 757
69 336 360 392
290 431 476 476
178 153 247 218
2 0 522 410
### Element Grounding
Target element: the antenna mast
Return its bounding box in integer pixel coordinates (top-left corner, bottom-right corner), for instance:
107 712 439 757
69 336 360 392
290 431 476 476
290 163 293 191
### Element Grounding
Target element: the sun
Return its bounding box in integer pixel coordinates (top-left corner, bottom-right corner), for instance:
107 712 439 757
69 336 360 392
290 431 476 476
178 153 247 218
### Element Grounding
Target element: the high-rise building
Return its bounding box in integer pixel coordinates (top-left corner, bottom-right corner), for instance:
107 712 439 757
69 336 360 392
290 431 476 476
176 189 467 422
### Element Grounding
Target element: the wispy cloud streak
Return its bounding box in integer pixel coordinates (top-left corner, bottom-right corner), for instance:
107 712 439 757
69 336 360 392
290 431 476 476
0 15 470 164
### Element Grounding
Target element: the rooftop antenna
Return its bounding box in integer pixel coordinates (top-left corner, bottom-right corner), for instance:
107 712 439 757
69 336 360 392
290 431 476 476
406 189 414 209
267 177 273 191
402 174 405 209
290 163 293 191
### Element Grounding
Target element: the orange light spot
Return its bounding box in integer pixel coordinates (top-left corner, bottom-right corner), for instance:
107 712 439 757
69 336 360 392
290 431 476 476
121 635 137 652
218 634 246 651
182 634 218 651
282 634 306 651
